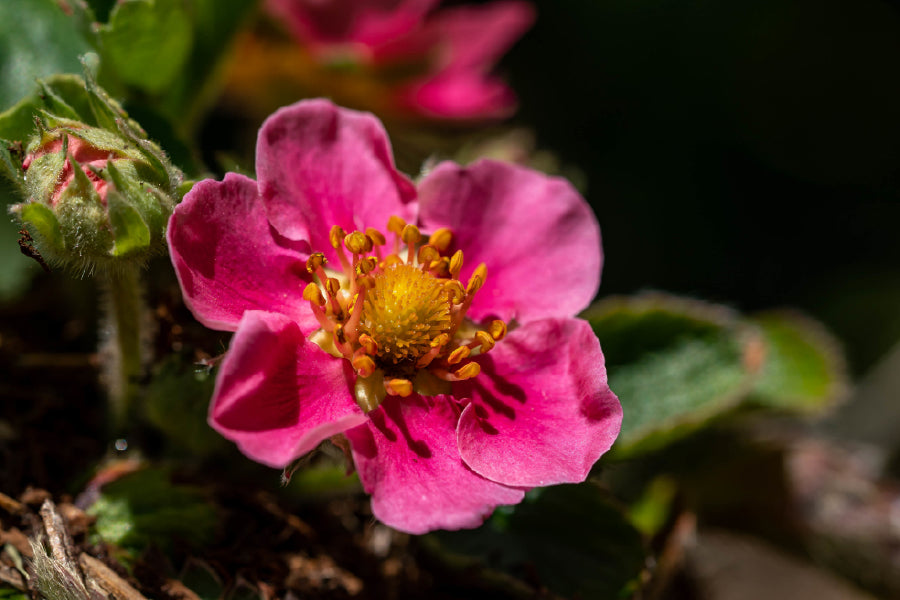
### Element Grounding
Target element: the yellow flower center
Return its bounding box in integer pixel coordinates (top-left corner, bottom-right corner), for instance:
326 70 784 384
302 216 506 412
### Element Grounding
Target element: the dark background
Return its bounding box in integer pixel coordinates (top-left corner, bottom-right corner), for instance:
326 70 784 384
504 0 900 374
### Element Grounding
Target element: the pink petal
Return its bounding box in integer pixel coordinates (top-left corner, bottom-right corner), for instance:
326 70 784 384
397 72 517 120
257 99 417 255
266 0 438 49
211 310 367 468
417 159 602 324
346 395 525 534
425 0 534 72
456 318 622 488
167 173 318 333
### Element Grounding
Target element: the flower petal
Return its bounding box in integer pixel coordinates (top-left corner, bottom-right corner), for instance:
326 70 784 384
257 99 417 254
417 159 602 324
456 317 621 488
211 310 367 468
168 172 318 333
346 395 524 534
398 72 516 120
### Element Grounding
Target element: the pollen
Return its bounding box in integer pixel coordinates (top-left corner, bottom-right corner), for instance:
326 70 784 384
303 215 507 412
361 263 451 366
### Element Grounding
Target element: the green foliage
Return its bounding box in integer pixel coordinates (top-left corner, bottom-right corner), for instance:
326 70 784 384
586 294 846 456
748 311 847 410
98 0 193 94
88 468 218 558
432 484 645 599
0 0 90 111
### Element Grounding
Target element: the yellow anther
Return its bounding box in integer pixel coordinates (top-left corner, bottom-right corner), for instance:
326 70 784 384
329 225 345 249
475 330 495 352
489 320 507 341
344 231 370 254
306 252 326 273
430 333 449 348
302 282 325 306
387 215 406 234
444 280 466 304
454 363 481 380
449 250 464 278
382 254 403 268
359 333 378 355
357 276 376 290
365 227 386 246
352 355 377 378
417 244 439 266
356 256 377 276
333 324 347 345
401 224 421 245
325 277 341 297
385 378 413 397
467 263 487 294
447 346 470 365
428 228 453 252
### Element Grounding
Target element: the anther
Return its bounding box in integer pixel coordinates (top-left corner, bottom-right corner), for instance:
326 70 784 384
417 244 439 267
466 263 487 294
385 378 413 397
329 225 346 249
473 330 495 352
352 354 377 378
325 278 341 298
430 257 450 276
454 363 481 380
401 224 421 244
306 253 326 274
447 346 470 365
356 256 377 276
449 250 464 279
344 231 370 254
489 320 507 341
387 216 406 234
428 228 453 251
366 227 386 246
359 333 378 355
444 280 465 304
302 282 325 306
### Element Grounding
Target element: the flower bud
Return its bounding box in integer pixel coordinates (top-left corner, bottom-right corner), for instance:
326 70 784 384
4 73 183 274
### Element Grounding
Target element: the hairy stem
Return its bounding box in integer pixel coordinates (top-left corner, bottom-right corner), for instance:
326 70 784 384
99 265 147 431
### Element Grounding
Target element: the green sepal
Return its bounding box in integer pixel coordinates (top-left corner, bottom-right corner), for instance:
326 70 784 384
106 159 167 232
36 79 81 122
0 138 25 192
107 188 151 257
15 203 64 255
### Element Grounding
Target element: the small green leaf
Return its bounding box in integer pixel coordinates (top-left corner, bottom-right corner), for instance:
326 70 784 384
432 484 645 599
17 202 64 254
748 311 847 411
88 468 218 557
107 189 151 256
99 0 193 94
586 294 756 454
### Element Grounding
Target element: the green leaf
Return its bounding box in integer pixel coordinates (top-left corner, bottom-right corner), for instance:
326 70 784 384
99 0 193 94
0 588 28 600
17 202 64 254
0 182 40 301
0 0 91 110
586 294 756 455
432 484 645 599
107 189 151 256
748 311 847 411
0 74 98 142
88 468 218 557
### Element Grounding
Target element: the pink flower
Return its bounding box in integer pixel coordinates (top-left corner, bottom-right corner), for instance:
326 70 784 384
263 0 535 120
167 99 621 533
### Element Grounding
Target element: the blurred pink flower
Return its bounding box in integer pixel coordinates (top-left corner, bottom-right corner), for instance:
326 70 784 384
168 99 621 533
263 0 535 120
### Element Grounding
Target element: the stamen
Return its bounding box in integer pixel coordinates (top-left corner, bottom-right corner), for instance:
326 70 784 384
449 250 464 279
302 282 325 306
417 244 439 268
470 330 495 353
447 346 470 365
344 231 370 255
358 333 378 355
366 227 386 247
387 216 406 254
385 378 413 397
306 253 327 274
489 320 507 341
401 224 421 263
428 228 453 252
454 363 481 380
466 263 487 294
352 354 377 378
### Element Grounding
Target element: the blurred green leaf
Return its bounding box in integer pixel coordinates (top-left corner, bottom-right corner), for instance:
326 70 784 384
98 0 193 94
180 560 224 600
0 588 28 600
587 294 755 454
88 467 218 557
432 484 645 599
748 311 847 411
0 0 90 111
0 181 39 302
